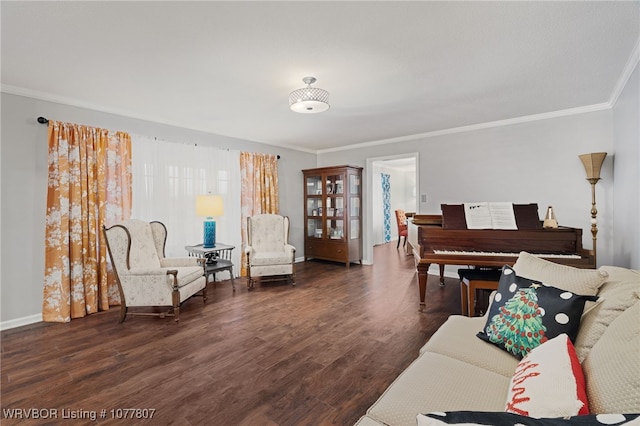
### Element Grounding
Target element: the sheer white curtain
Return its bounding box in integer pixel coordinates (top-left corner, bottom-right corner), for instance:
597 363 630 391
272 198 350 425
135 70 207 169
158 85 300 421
131 135 241 278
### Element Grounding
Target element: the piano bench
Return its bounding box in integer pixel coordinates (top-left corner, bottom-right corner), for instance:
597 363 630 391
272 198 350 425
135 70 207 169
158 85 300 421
458 268 502 317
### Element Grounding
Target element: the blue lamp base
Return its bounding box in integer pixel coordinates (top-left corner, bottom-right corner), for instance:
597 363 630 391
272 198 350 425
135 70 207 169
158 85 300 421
203 218 217 248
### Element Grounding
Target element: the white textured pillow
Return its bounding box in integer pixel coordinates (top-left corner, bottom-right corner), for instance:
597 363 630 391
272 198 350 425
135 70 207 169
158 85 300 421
582 301 640 414
513 251 608 296
574 266 640 361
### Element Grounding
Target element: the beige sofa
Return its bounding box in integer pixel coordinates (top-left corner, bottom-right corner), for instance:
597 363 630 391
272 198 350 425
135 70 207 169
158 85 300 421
356 253 640 425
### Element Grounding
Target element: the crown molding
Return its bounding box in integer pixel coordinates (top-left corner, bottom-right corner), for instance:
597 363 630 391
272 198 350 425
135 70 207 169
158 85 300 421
1 84 318 155
0 83 617 156
609 37 640 107
317 103 612 154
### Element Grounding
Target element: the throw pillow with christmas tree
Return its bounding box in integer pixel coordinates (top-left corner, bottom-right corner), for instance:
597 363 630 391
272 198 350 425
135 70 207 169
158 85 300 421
477 265 598 359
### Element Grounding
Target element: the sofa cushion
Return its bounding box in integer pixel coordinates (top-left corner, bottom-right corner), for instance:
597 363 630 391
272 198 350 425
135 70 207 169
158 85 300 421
250 251 292 266
477 266 598 359
582 301 640 414
513 251 608 296
354 416 385 426
421 315 519 378
505 334 589 418
417 412 640 425
574 266 640 361
365 352 510 426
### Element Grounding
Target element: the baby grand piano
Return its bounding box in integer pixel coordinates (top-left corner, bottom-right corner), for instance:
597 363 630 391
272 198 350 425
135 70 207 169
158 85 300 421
407 204 596 312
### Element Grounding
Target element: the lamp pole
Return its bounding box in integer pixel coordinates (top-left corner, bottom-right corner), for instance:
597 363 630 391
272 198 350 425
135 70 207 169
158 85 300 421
587 176 599 265
579 152 607 267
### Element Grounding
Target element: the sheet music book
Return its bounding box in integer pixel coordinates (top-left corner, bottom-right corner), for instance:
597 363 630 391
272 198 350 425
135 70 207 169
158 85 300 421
464 202 518 230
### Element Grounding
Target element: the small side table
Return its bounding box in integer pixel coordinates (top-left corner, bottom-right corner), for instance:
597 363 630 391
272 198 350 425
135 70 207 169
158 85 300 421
186 244 236 291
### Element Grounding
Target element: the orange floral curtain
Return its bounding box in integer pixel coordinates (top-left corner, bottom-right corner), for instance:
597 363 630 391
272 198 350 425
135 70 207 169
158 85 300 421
239 152 279 275
42 121 132 322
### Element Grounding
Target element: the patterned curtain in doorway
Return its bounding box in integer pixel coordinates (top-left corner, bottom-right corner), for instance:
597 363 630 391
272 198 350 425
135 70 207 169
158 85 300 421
240 152 279 275
42 121 132 322
381 173 391 243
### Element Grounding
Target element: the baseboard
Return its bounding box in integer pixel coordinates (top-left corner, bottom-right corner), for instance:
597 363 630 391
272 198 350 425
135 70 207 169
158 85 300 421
0 313 43 331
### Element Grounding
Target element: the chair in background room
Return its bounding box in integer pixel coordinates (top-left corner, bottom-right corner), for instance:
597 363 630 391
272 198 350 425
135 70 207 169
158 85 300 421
245 214 296 289
103 219 207 323
395 209 408 249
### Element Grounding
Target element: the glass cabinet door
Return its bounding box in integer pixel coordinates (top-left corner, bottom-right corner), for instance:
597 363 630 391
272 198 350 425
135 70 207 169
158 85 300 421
307 218 323 238
307 198 322 217
326 174 343 195
327 219 344 240
306 175 323 196
349 172 361 240
349 173 360 194
325 194 344 218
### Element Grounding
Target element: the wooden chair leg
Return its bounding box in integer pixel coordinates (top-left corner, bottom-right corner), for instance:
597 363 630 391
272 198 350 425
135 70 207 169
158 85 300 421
172 288 180 323
119 305 128 323
397 238 401 249
460 280 468 316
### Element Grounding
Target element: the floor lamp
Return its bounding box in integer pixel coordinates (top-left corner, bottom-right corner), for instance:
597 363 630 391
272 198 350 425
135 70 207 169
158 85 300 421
578 152 607 266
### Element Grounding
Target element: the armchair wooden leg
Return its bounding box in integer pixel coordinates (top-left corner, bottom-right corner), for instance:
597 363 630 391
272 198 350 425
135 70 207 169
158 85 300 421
119 305 128 323
172 288 180 323
397 238 401 249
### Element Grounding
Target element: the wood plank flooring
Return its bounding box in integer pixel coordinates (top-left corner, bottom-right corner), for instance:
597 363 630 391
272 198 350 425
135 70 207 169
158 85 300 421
1 242 461 426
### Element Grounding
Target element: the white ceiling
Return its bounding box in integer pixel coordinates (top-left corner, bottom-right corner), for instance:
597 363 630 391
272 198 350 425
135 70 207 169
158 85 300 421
2 1 639 153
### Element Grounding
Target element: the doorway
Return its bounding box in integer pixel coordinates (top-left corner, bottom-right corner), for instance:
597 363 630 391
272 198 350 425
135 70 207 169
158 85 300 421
364 153 418 264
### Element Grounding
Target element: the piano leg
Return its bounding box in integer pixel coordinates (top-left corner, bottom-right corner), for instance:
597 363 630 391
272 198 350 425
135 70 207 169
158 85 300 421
417 263 430 312
418 263 446 311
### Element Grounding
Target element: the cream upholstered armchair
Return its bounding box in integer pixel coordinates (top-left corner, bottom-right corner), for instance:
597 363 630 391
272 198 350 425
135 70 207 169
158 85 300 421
245 214 296 289
103 219 207 323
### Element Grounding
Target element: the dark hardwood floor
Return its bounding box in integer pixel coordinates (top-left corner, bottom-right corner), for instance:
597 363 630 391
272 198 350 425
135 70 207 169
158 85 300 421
1 242 461 426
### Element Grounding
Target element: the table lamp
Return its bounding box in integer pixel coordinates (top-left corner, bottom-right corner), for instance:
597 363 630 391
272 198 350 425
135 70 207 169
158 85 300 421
196 195 224 248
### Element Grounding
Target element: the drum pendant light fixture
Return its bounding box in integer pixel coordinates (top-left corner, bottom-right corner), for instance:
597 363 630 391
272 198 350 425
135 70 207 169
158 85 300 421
289 76 330 113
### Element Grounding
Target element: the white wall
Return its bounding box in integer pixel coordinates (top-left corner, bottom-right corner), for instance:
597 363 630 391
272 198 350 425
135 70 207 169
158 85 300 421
612 64 640 269
0 93 316 327
318 110 619 269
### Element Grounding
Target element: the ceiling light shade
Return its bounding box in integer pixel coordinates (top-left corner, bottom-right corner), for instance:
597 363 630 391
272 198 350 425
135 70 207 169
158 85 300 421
289 76 330 113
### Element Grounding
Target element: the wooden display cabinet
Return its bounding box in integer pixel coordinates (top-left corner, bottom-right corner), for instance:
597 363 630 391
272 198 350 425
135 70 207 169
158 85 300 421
302 165 363 267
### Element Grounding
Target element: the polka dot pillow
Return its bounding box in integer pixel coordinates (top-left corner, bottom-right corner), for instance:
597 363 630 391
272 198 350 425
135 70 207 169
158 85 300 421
417 412 640 425
476 265 598 359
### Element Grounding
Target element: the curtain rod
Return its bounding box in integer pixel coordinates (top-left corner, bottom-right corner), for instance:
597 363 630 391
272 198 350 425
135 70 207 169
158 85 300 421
37 116 281 159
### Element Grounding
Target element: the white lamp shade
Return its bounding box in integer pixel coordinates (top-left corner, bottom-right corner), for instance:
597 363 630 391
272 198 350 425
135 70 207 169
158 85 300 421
196 195 224 217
